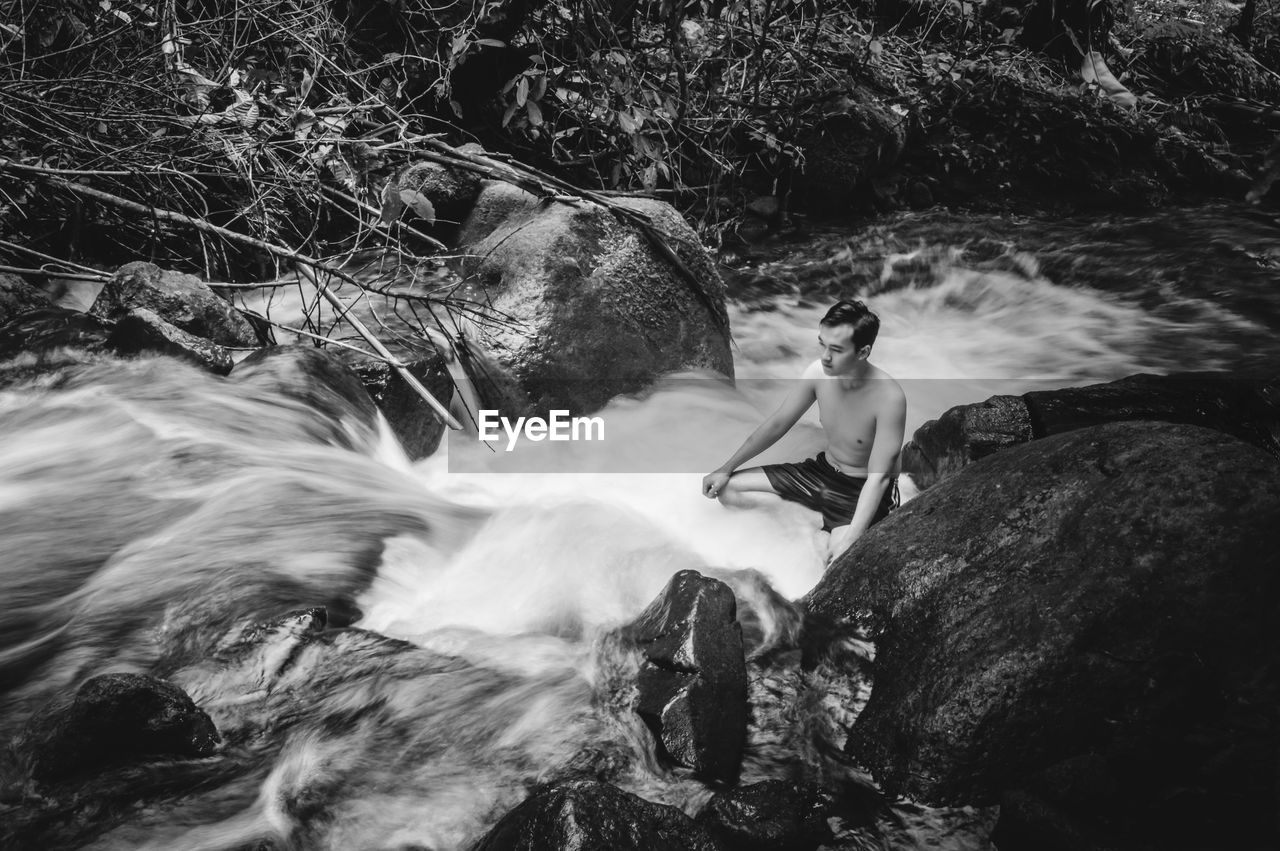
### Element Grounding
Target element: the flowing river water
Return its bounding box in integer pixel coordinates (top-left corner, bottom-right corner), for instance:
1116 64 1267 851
1 203 1278 849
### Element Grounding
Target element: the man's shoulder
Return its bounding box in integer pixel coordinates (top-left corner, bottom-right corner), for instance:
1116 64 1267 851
870 366 906 407
800 359 825 380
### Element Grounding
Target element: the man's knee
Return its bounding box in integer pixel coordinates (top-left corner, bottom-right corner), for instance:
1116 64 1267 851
718 469 778 507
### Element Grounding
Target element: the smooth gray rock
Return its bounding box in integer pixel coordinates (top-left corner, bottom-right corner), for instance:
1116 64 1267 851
455 182 733 413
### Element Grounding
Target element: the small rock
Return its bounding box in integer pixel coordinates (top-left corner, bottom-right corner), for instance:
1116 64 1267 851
336 347 454 460
900 394 1032 491
696 779 836 851
108 307 235 374
92 262 257 348
628 570 747 785
471 780 718 851
16 673 220 784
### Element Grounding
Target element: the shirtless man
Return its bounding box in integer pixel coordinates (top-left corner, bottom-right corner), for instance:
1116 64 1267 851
701 300 906 560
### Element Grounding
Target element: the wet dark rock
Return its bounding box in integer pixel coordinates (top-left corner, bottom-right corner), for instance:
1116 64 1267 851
108 307 235 374
901 373 1280 490
15 673 220 784
628 570 747 785
695 779 836 851
1023 373 1280 458
336 347 453 460
390 144 486 227
231 344 387 451
898 394 1032 491
0 271 52 324
807 421 1280 848
0 306 117 388
471 780 718 851
0 305 113 358
455 181 733 413
91 262 258 348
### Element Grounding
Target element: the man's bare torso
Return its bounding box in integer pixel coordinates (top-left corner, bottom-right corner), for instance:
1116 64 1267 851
812 362 901 476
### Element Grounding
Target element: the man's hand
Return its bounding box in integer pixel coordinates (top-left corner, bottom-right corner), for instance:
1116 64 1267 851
827 524 858 565
702 469 730 499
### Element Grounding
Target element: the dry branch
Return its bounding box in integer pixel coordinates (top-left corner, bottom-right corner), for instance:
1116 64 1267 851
3 164 462 429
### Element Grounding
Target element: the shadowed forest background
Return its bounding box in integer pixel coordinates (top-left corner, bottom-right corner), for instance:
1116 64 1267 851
2 0 1278 282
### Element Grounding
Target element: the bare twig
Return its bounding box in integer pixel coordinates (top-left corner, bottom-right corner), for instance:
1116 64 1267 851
0 265 108 282
0 239 104 274
295 263 462 429
8 167 463 428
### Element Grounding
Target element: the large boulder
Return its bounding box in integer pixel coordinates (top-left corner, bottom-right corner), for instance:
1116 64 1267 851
807 421 1280 849
901 373 1280 490
627 570 748 785
91 262 258 348
14 673 220 785
455 182 733 413
471 780 718 851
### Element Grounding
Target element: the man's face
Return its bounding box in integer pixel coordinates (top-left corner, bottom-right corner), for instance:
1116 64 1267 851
818 323 867 376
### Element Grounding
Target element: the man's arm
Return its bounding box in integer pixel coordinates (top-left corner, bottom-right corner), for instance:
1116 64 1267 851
702 364 819 496
841 382 907 542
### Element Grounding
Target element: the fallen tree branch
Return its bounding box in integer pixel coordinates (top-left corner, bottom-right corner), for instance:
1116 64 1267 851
3 164 462 429
295 262 462 429
317 184 449 252
0 239 106 275
402 138 731 335
0 265 109 282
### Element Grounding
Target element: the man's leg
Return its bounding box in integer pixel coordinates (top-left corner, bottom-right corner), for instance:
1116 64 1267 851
826 481 896 562
717 467 782 508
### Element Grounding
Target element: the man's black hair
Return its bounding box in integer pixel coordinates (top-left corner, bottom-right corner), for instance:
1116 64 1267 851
821 300 880 351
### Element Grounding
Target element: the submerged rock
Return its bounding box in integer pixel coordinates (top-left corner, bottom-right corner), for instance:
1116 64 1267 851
809 421 1280 849
455 182 733 413
901 372 1280 490
91 262 258 348
471 780 718 851
336 347 453 460
231 344 385 451
15 673 220 784
695 779 836 851
628 570 747 785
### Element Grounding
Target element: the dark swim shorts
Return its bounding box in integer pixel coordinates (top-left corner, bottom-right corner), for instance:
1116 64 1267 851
762 453 897 532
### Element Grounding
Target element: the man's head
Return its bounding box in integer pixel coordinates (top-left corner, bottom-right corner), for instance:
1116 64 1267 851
818 300 879 375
